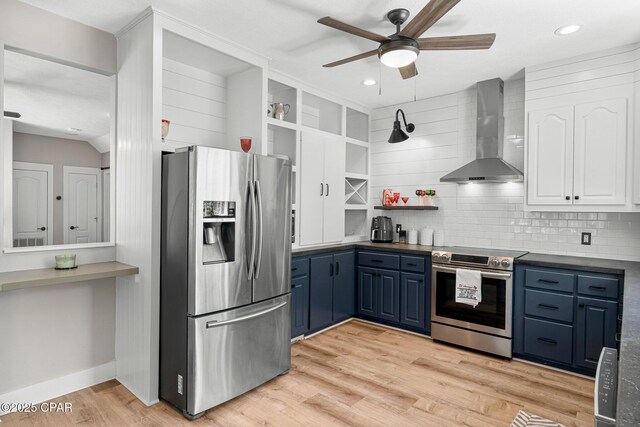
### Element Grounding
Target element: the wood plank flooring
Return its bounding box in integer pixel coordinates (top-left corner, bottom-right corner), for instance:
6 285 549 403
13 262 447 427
1 320 594 426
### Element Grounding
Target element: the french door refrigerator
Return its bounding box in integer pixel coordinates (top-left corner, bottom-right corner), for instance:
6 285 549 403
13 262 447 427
160 146 292 419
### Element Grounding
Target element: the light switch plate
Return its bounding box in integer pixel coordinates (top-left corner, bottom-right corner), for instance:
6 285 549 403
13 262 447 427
581 232 591 245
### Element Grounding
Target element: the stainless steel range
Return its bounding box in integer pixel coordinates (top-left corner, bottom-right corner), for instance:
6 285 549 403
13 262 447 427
431 247 527 358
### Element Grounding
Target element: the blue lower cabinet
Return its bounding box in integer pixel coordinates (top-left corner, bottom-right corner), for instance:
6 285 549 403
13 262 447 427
514 264 622 375
357 267 377 317
333 251 356 322
400 273 426 330
291 275 309 338
378 270 400 323
575 297 618 370
309 254 334 331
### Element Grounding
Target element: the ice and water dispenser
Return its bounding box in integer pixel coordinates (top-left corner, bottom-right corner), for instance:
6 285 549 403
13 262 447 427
202 201 235 264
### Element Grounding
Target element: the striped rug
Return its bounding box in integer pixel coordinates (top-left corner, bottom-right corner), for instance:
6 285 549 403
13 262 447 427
510 410 565 427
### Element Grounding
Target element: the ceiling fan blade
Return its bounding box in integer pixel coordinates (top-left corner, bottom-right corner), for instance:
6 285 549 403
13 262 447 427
399 62 418 79
318 17 389 43
322 49 379 68
399 0 461 39
418 33 496 50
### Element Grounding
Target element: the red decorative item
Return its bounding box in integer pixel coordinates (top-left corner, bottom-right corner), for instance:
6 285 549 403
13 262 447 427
402 197 409 205
392 192 400 206
240 136 252 153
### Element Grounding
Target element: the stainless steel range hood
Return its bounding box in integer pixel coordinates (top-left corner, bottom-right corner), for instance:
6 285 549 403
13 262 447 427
440 78 523 183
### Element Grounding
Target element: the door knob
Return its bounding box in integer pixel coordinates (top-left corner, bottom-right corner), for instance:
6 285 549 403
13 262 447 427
69 225 79 230
37 226 46 231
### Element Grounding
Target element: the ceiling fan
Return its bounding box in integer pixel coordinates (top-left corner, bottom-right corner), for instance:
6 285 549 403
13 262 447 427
317 0 496 79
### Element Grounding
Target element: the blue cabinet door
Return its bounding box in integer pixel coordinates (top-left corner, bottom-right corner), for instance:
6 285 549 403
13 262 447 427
357 266 377 317
333 251 355 322
291 275 309 338
309 255 334 331
575 297 618 370
378 270 400 323
400 272 426 330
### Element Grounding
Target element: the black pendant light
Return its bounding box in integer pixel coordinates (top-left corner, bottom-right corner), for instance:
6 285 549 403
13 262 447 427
388 109 415 143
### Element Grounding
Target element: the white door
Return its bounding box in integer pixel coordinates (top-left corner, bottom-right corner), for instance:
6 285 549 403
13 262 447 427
299 131 325 246
573 98 627 205
527 106 574 205
64 166 101 244
102 169 110 241
322 136 345 243
13 162 53 246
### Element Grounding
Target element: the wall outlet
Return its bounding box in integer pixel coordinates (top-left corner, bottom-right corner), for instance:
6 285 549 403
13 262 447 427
581 232 592 245
396 224 402 233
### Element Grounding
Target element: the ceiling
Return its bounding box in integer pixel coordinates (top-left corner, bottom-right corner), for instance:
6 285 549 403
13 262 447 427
4 49 112 148
17 0 640 108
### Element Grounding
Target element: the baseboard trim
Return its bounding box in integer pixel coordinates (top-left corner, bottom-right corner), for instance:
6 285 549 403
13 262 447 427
0 361 115 415
114 376 159 407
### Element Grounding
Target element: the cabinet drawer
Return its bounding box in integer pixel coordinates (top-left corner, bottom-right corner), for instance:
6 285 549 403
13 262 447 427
524 318 573 364
291 258 309 278
401 256 425 273
577 275 619 299
524 269 574 293
358 251 400 270
525 289 574 323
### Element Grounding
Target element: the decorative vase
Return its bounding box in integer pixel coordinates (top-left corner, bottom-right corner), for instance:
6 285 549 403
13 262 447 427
240 136 252 153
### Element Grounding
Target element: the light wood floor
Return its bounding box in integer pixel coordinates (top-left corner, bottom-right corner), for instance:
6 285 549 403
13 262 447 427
2 320 594 426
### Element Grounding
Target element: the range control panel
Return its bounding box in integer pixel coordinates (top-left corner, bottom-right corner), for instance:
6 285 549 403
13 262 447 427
431 251 514 271
595 347 618 426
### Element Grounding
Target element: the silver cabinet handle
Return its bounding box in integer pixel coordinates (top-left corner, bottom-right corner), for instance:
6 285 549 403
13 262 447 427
433 265 512 279
206 301 287 328
320 183 324 196
254 180 264 279
247 181 257 280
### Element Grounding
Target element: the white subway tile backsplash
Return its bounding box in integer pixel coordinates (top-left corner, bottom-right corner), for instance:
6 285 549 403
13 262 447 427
371 78 640 261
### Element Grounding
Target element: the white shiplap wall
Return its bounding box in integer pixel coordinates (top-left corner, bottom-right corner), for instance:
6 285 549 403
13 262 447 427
371 74 640 261
162 58 227 149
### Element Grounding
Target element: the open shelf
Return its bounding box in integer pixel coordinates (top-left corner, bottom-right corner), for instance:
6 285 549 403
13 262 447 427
0 262 139 292
374 206 439 211
345 210 368 238
346 107 369 142
267 124 296 166
301 92 342 135
346 142 368 176
268 79 297 124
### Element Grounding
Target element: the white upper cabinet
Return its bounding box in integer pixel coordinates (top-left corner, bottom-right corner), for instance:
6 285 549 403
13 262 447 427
573 99 627 206
525 44 638 211
299 131 345 246
527 99 628 208
527 106 574 205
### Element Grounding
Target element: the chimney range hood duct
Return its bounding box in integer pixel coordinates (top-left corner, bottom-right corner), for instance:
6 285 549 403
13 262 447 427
440 78 523 183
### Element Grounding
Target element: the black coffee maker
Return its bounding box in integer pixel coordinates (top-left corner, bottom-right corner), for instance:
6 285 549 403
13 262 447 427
370 216 393 242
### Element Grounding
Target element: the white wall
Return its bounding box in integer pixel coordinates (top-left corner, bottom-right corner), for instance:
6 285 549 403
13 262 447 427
370 77 640 261
0 1 117 406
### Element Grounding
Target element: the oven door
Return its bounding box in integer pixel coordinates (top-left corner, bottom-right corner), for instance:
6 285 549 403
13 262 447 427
431 264 512 338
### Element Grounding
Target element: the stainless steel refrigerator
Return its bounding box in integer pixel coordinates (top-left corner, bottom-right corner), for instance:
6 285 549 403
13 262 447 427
160 146 292 419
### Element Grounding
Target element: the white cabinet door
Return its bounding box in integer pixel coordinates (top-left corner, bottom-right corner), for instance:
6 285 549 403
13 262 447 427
527 106 574 205
573 99 627 205
299 132 325 246
322 136 345 243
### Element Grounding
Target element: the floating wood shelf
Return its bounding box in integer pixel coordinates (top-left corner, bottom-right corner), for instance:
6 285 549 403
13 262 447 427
0 262 139 292
374 206 439 211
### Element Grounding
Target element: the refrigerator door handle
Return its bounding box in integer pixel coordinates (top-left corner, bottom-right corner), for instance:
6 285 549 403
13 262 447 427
247 181 257 280
205 301 287 328
254 180 264 279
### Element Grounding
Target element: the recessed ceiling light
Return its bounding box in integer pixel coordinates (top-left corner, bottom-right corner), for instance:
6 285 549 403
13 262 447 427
554 24 581 36
362 79 377 86
66 127 82 135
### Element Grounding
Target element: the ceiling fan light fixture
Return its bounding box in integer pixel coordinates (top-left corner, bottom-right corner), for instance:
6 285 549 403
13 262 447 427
378 40 419 68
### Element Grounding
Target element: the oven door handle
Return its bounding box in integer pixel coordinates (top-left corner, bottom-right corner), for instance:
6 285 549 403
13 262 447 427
433 265 512 279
